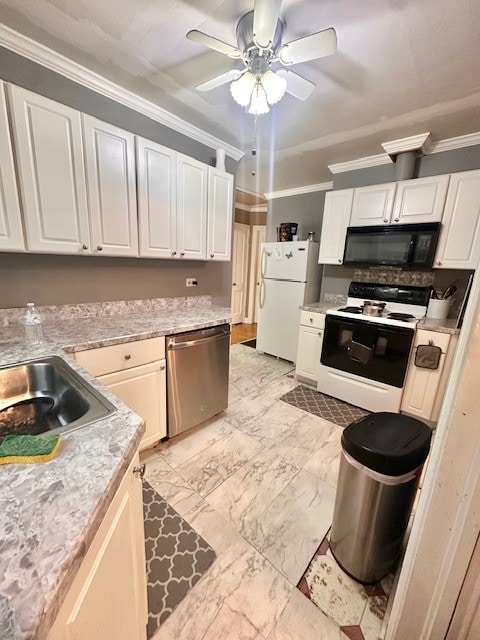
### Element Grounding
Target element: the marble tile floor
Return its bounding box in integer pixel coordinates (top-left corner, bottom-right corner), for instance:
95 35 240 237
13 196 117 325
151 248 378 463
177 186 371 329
141 344 368 640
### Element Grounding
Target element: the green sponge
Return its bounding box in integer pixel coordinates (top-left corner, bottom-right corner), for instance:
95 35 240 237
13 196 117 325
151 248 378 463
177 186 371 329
0 434 61 465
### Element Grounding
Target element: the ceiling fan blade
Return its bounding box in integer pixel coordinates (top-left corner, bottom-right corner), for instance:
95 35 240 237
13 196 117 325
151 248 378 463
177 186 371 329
186 30 242 59
276 69 315 101
279 28 337 65
196 69 242 92
253 0 282 49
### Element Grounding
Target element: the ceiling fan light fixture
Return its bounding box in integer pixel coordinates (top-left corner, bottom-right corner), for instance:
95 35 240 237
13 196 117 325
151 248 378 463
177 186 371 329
230 70 256 107
248 82 270 115
261 69 287 104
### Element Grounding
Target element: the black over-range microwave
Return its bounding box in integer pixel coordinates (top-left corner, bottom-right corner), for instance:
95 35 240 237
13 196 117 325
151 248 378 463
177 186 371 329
343 222 440 270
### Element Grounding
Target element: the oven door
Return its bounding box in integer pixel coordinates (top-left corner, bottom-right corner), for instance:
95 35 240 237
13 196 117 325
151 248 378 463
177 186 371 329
321 315 414 388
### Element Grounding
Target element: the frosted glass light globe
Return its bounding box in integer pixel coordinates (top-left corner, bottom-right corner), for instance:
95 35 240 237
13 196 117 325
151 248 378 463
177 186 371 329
248 83 270 115
261 70 288 105
230 71 256 107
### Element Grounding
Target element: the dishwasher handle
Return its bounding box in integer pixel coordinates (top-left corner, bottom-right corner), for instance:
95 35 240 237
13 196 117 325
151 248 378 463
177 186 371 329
168 331 230 350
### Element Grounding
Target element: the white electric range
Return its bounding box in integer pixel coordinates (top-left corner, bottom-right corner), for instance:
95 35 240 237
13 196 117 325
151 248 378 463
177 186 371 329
317 282 431 413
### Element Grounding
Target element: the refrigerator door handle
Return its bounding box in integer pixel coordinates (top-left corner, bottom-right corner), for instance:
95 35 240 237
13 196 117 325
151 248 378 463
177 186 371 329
259 278 266 309
260 248 269 278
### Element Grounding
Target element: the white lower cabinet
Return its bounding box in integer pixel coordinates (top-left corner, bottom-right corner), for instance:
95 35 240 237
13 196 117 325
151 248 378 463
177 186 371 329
47 451 148 640
75 336 167 449
401 329 458 422
295 311 325 383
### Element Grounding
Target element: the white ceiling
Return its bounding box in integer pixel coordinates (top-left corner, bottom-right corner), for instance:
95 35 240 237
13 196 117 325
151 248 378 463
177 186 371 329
1 0 479 195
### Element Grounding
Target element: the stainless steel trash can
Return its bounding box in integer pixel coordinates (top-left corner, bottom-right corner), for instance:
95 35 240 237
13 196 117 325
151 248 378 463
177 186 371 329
330 412 432 583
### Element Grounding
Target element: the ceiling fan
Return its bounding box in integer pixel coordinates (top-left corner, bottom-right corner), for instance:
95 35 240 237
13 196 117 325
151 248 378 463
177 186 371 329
186 0 337 115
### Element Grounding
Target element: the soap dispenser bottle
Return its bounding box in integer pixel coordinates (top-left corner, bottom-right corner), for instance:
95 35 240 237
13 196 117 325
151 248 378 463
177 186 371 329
20 302 44 345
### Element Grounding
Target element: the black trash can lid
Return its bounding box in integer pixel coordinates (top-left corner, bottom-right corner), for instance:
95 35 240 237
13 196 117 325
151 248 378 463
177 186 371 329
341 412 432 476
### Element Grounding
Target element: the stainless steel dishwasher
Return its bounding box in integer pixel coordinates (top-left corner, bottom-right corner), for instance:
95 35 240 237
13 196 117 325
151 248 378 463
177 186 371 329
166 324 230 437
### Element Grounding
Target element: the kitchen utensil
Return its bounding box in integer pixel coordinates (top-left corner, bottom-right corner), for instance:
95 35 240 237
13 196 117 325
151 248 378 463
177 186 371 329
361 301 386 317
442 284 457 299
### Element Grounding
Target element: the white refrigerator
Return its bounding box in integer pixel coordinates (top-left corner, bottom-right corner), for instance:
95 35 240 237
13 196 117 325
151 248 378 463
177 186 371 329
256 241 322 362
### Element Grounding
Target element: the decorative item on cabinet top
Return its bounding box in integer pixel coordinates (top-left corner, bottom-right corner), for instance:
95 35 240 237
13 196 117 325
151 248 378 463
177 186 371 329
3 82 234 261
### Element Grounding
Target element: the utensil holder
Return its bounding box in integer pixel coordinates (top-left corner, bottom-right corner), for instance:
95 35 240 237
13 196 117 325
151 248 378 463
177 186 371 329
426 298 450 320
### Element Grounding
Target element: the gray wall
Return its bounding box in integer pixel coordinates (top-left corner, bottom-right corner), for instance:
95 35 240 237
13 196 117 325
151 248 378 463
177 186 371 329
0 46 237 309
266 190 328 242
320 145 480 303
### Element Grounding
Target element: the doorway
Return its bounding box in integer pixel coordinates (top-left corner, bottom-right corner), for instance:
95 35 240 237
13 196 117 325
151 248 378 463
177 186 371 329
231 222 250 324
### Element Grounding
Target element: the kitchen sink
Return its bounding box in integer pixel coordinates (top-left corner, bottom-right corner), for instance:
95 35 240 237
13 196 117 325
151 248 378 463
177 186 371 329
0 356 116 439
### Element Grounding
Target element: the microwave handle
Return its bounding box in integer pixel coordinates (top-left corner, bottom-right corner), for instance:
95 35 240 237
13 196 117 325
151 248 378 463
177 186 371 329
406 235 416 264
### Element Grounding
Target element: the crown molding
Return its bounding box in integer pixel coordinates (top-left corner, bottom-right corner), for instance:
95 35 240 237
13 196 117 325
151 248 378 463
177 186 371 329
429 131 480 154
382 132 431 157
265 181 333 200
250 205 268 213
0 24 244 161
328 154 392 174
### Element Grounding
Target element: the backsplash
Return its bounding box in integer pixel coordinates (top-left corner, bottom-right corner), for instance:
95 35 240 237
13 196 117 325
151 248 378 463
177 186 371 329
354 268 435 286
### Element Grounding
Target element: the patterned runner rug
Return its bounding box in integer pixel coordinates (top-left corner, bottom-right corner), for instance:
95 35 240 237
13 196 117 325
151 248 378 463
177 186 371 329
143 481 216 638
280 385 369 428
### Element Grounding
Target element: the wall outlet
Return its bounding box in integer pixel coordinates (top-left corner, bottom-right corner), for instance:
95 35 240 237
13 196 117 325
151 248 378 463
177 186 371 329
186 278 198 287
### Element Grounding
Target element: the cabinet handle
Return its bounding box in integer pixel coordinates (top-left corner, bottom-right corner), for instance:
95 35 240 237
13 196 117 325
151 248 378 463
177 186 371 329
172 250 176 256
318 331 322 336
180 252 185 256
160 364 166 371
210 253 214 258
81 244 88 250
394 217 400 222
309 318 313 323
437 261 442 266
383 218 389 223
124 354 131 360
233 282 237 286
338 259 341 263
133 464 146 480
97 245 103 251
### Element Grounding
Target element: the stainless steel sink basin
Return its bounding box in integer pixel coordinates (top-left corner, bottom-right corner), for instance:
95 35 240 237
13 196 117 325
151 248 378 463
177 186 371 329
0 356 116 439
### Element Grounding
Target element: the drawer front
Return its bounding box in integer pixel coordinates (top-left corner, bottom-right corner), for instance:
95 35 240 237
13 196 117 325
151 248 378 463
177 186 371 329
300 310 325 330
75 336 165 377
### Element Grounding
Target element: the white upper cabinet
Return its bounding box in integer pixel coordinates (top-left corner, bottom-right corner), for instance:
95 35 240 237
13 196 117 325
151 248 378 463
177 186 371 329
0 82 25 252
392 175 450 224
176 153 208 260
434 169 480 269
8 84 91 254
207 167 234 261
136 137 177 259
318 189 354 264
83 115 138 257
350 182 397 226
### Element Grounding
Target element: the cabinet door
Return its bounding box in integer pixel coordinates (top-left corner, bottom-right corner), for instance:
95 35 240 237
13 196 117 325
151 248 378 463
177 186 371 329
0 82 25 252
83 115 138 257
318 189 353 264
8 84 90 254
392 175 449 224
207 167 233 261
350 182 397 226
401 330 450 421
434 170 480 269
137 136 177 259
176 154 207 260
98 360 167 449
296 325 324 382
47 453 147 640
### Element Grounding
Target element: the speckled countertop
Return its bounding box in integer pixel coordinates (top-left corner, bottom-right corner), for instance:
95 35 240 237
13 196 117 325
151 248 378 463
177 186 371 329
300 302 332 314
0 297 231 640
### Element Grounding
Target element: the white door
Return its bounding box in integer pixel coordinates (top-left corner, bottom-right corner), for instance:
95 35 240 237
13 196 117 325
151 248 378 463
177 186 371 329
246 225 266 324
318 189 353 264
8 84 90 254
256 278 305 362
207 167 234 261
350 182 397 226
392 175 450 224
231 223 250 324
136 136 177 259
83 115 138 257
0 82 24 252
98 360 167 450
261 241 310 280
177 153 208 260
434 170 480 269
